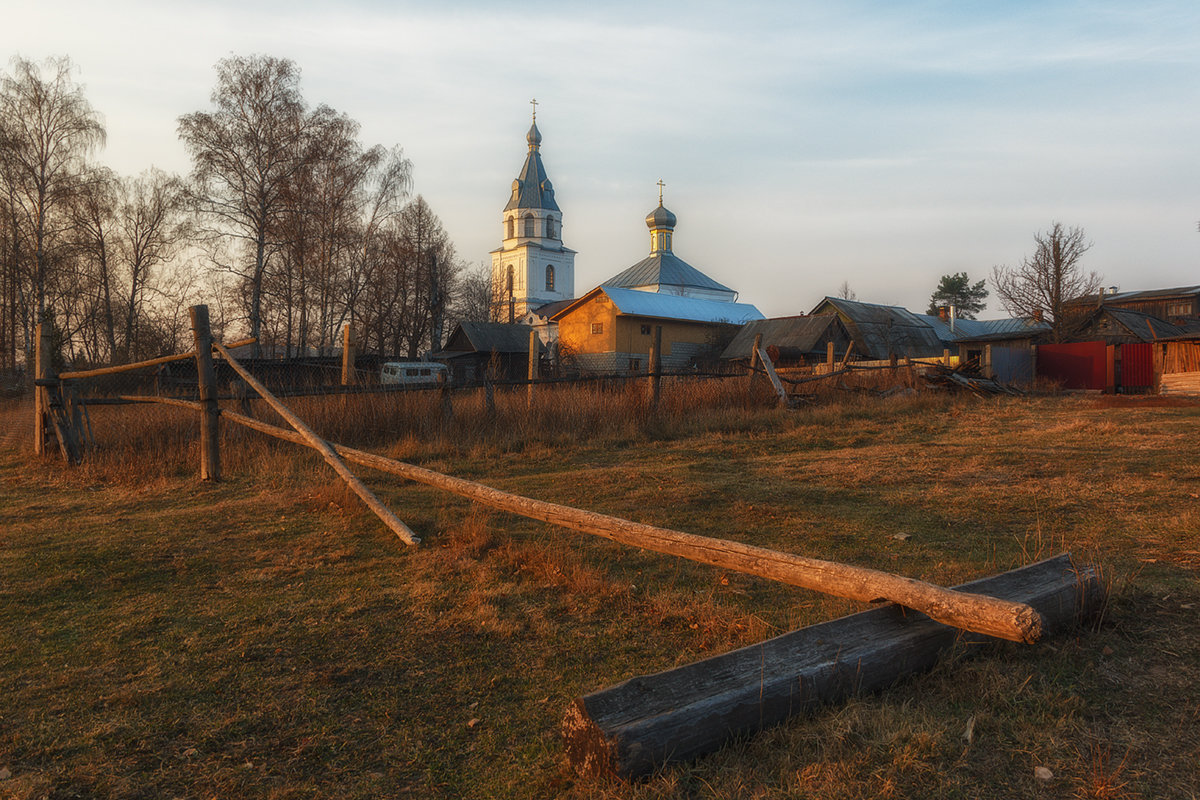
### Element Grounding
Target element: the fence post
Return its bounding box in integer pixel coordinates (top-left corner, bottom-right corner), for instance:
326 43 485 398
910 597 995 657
189 305 221 481
826 341 834 370
527 329 538 410
341 324 356 386
749 332 763 392
33 320 53 455
647 325 662 409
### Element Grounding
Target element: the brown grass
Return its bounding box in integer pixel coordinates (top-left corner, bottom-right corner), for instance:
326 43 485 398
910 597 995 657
1 386 1199 798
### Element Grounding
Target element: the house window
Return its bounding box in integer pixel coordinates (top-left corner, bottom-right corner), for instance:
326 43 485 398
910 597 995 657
640 324 651 335
629 358 641 372
506 217 514 239
591 322 604 335
546 265 555 291
1167 301 1191 317
523 214 535 237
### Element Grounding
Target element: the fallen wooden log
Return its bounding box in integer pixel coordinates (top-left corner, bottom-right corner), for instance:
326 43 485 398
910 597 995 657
208 407 1043 643
563 552 1103 780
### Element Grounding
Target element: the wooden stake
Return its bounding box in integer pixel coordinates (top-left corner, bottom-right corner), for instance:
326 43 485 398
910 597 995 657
213 342 419 545
647 325 662 409
189 305 221 481
527 329 538 410
341 324 356 386
33 321 52 456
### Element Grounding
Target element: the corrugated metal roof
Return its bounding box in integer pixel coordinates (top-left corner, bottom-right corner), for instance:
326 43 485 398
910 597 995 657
813 297 945 360
1069 285 1200 306
720 315 844 360
1103 308 1185 341
920 315 1050 344
556 286 762 325
602 253 734 294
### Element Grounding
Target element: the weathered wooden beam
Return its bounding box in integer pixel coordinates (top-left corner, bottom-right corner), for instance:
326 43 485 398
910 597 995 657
212 406 1041 643
563 553 1103 780
213 342 420 546
755 346 788 405
58 337 256 381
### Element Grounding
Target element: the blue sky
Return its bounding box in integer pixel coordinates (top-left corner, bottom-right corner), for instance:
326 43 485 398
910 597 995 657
6 0 1199 316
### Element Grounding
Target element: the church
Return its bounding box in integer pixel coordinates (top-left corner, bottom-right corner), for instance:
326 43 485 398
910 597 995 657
488 108 761 372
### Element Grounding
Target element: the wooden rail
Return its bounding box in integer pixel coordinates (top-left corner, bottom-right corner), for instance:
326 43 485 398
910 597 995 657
58 337 257 381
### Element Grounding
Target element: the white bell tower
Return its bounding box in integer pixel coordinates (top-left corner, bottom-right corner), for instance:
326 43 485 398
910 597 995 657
490 101 576 322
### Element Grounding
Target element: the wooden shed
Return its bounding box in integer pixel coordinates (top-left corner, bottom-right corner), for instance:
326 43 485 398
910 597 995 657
719 315 851 367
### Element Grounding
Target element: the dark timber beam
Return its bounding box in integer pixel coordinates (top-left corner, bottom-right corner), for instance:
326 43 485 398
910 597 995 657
563 553 1104 780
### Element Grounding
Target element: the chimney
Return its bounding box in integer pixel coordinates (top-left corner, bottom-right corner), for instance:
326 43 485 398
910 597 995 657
1032 308 1044 323
949 305 956 333
937 306 948 322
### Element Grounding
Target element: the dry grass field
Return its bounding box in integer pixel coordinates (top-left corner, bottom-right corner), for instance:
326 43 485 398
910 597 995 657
1 382 1199 799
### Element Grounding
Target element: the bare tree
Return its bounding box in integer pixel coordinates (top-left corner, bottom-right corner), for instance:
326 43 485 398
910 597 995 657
836 280 857 301
451 261 495 327
116 168 188 360
992 222 1101 342
0 55 105 335
178 55 317 353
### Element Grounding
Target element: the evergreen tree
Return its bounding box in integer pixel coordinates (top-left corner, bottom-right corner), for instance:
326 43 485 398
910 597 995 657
927 272 988 319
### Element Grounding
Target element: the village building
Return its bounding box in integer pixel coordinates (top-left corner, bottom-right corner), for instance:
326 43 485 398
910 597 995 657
720 315 852 367
1063 285 1200 323
490 109 576 325
434 321 545 385
553 286 762 374
599 188 738 303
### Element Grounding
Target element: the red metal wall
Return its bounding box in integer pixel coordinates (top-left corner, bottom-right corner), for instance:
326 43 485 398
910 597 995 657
1121 342 1154 390
1037 342 1108 389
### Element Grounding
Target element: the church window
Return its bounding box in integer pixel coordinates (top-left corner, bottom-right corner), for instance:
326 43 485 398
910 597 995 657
524 214 535 237
506 265 514 294
506 217 514 239
591 322 603 335
546 217 557 239
546 265 555 291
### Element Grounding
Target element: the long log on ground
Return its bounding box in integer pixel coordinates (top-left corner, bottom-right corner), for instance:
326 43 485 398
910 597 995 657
213 406 1041 643
212 343 420 546
563 552 1104 780
59 337 257 381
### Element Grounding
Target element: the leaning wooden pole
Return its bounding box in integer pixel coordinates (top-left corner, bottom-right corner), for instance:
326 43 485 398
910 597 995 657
212 405 1041 643
212 342 420 546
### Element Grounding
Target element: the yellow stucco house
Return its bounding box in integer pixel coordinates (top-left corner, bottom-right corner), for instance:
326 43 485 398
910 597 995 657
552 286 763 374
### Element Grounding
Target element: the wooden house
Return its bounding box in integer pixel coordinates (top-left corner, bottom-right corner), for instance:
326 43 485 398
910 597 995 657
552 286 763 374
434 321 543 384
1064 285 1200 323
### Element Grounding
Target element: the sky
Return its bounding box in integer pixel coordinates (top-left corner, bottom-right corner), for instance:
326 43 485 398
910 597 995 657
6 0 1200 317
